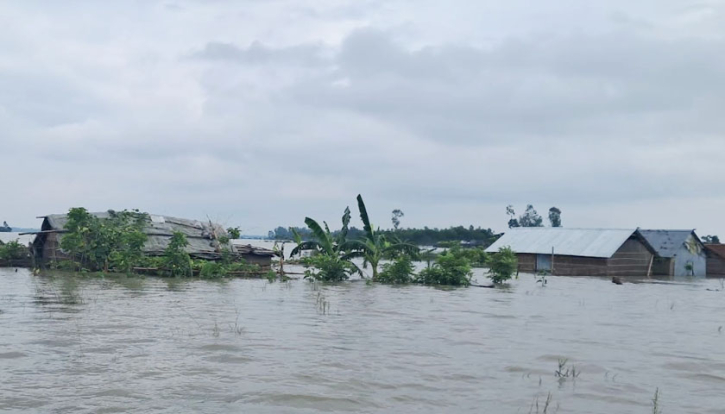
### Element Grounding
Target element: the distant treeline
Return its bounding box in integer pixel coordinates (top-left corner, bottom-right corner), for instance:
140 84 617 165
268 225 499 247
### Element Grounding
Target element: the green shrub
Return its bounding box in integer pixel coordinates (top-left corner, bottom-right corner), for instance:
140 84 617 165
60 208 148 272
302 254 357 282
199 261 228 278
227 227 241 239
377 255 415 284
486 246 518 284
415 250 472 286
0 240 27 262
162 232 192 277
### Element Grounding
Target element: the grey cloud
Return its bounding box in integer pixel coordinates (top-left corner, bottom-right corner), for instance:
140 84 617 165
294 29 725 142
191 41 329 67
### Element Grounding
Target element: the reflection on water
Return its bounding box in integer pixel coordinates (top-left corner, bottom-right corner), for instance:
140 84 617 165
1 268 725 413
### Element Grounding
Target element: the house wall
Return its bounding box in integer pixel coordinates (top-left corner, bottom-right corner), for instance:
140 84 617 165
672 235 707 278
40 233 67 263
242 254 273 268
516 253 609 276
607 238 654 277
707 256 725 277
552 255 609 276
651 257 673 276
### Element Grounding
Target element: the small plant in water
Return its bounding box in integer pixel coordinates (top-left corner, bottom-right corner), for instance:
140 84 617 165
528 392 555 414
554 359 580 380
315 291 331 315
265 270 277 283
652 388 661 414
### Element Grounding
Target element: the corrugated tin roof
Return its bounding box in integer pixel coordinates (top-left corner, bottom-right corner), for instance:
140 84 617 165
639 230 697 258
485 228 638 258
705 244 725 260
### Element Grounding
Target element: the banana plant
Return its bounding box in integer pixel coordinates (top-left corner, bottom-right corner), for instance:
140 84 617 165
289 207 351 257
342 194 419 281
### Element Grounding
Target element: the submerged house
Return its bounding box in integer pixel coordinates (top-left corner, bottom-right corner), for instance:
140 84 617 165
28 212 277 268
705 244 725 278
485 228 657 277
638 230 707 278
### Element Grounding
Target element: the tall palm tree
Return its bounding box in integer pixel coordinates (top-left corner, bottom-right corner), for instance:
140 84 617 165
343 194 419 281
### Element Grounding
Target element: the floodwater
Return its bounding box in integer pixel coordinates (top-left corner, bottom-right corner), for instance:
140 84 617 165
1 268 725 413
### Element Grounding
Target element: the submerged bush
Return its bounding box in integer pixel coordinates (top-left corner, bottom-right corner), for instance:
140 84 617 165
162 232 192 277
415 250 472 286
0 240 28 262
377 255 415 284
60 208 149 272
198 261 228 279
486 246 518 284
302 254 358 282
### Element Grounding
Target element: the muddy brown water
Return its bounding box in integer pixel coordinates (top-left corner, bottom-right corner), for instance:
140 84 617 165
1 268 724 413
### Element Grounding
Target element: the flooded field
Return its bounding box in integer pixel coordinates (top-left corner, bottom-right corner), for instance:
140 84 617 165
1 268 724 413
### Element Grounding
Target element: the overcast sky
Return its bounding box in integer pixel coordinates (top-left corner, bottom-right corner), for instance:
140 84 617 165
2 0 724 236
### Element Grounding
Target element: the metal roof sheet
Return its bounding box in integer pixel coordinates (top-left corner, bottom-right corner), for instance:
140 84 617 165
485 228 638 258
705 244 725 260
638 230 697 258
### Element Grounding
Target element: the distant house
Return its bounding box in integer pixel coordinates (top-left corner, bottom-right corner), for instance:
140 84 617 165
639 230 707 278
485 228 656 277
705 244 725 278
28 212 277 268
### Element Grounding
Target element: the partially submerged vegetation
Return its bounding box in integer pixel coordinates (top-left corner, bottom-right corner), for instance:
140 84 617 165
291 195 515 287
486 246 518 284
41 207 267 278
0 239 29 266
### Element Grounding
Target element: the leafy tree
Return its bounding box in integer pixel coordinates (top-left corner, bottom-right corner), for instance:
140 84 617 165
702 235 720 244
226 227 241 239
343 195 419 281
415 249 472 286
109 230 148 274
486 246 518 284
506 205 520 228
377 254 415 284
269 226 312 240
519 205 544 227
548 207 562 227
391 209 404 231
61 208 148 272
162 232 192 277
379 226 498 247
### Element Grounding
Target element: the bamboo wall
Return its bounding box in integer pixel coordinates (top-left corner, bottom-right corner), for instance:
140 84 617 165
607 238 654 276
517 254 536 273
707 257 725 277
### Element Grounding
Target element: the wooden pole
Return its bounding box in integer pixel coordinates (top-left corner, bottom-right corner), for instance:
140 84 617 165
646 255 653 278
551 247 555 276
